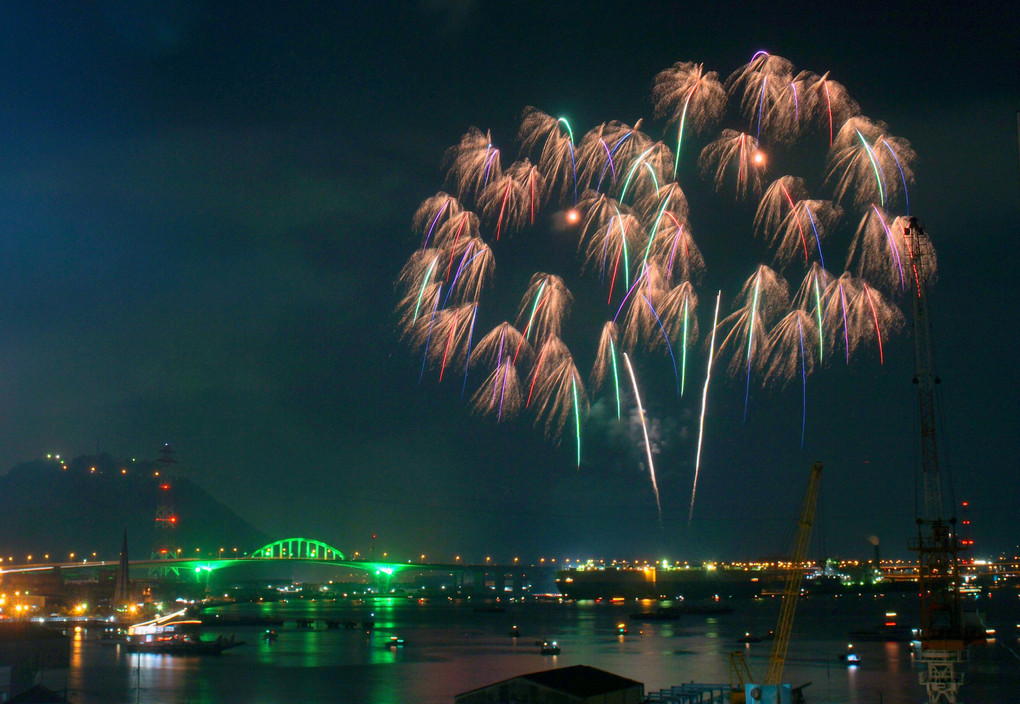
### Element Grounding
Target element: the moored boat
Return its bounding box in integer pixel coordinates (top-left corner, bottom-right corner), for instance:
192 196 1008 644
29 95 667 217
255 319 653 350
118 609 242 655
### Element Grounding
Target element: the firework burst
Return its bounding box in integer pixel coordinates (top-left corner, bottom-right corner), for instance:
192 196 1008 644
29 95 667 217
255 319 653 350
397 50 929 525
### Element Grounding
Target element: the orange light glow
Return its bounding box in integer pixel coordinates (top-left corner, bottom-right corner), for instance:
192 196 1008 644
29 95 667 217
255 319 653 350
565 208 580 225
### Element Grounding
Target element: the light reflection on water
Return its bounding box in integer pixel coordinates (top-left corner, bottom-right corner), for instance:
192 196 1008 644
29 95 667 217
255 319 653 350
58 593 1020 704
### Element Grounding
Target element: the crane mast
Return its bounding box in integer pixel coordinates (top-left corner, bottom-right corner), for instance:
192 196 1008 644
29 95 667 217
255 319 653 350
903 217 966 704
764 461 822 687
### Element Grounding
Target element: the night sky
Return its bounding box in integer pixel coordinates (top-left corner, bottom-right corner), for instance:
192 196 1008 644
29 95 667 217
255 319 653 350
2 2 1017 564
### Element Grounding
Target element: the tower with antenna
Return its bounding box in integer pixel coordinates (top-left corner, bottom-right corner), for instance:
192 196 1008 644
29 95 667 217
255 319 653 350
151 443 180 561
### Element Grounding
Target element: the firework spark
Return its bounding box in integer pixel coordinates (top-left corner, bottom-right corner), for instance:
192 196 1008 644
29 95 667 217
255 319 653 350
715 265 789 419
763 309 819 446
652 61 727 176
727 51 797 143
477 159 544 239
444 127 504 204
528 339 588 464
826 116 915 212
516 274 573 346
518 107 579 203
847 206 906 293
699 129 765 199
772 199 842 271
591 321 622 419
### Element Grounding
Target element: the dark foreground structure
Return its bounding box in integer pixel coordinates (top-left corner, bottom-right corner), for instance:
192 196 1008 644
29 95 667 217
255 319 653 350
0 623 70 702
455 664 644 704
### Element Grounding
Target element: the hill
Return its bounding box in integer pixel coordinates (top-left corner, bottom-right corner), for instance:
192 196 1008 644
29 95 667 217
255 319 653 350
0 454 268 561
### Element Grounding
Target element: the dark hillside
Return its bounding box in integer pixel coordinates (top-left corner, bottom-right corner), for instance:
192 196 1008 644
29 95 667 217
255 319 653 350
0 454 268 561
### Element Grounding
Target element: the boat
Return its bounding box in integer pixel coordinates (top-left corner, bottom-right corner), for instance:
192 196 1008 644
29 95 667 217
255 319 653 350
617 623 628 635
540 640 561 655
737 632 761 643
120 609 242 654
262 629 278 642
384 636 405 648
510 625 521 638
839 644 861 664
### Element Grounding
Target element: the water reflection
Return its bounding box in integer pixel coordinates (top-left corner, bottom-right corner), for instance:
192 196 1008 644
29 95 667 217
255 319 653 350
58 595 1020 704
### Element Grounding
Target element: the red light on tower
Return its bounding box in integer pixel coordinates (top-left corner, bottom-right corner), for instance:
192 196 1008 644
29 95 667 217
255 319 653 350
152 444 180 560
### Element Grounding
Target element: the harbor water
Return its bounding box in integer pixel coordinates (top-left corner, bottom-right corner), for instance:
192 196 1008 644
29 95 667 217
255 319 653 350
49 592 1020 703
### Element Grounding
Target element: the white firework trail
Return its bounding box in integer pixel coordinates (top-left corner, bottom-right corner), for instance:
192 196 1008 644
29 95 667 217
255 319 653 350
690 290 721 525
622 352 662 525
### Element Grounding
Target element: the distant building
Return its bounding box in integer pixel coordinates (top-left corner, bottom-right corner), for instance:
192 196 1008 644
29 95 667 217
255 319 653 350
455 664 644 704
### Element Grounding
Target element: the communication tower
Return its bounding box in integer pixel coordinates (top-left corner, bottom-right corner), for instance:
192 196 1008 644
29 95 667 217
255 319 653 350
151 443 180 560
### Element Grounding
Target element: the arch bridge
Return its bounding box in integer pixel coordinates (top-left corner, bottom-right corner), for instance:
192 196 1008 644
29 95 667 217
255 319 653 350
252 537 346 561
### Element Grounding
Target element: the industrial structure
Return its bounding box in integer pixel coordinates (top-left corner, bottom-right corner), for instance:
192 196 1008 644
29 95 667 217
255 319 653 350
904 217 967 704
731 463 821 704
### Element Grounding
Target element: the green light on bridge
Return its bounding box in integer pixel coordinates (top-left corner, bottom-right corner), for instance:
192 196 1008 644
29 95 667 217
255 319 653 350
253 537 347 561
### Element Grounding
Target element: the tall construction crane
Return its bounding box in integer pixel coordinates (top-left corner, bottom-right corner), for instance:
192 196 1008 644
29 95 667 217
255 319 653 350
764 461 822 687
738 462 822 704
903 217 966 704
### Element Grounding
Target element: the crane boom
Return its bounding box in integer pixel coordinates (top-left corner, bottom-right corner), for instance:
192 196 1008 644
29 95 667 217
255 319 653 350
903 217 966 704
764 461 823 686
905 217 946 522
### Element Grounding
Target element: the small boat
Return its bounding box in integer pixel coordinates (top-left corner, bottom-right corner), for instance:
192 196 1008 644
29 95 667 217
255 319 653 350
262 629 278 642
384 636 405 648
839 644 861 664
737 632 762 643
617 623 628 635
510 626 521 638
540 640 560 655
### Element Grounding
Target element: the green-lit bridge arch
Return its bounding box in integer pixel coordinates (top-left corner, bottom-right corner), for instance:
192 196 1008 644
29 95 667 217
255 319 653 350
252 537 346 561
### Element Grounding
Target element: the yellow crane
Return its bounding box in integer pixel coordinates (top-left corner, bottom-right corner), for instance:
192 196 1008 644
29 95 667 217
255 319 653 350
734 462 822 703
